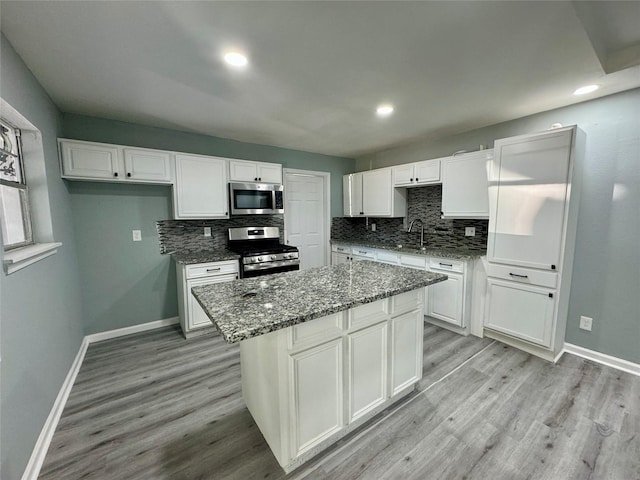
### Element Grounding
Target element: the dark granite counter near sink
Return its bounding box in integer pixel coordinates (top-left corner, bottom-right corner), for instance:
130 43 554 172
332 240 486 260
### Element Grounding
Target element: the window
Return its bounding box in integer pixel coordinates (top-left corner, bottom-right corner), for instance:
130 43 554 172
1 119 33 250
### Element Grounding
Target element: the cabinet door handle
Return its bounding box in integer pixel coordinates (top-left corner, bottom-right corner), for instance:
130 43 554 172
127 172 131 177
415 177 419 181
254 177 258 181
509 273 528 279
114 172 118 177
206 267 221 272
410 178 414 182
258 177 261 181
439 262 453 267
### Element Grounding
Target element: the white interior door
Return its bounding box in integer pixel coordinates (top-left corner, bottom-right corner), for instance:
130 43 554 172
284 170 329 270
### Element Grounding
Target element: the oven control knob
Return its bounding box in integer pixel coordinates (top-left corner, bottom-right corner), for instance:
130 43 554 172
283 253 290 259
257 257 263 262
270 255 276 261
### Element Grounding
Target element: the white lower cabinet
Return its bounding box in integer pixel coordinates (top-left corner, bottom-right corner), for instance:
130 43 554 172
240 290 423 473
348 321 387 422
427 271 463 326
426 258 471 331
176 260 239 337
290 338 344 456
330 244 476 335
390 309 423 395
485 278 555 348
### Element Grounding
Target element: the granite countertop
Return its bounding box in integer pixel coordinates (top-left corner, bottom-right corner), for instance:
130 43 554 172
331 240 485 260
171 249 240 264
192 261 447 344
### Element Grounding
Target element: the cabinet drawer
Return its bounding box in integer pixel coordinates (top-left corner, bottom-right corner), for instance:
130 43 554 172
399 254 426 269
429 257 464 273
348 298 389 331
391 290 421 316
351 247 375 259
185 261 239 280
290 312 344 349
487 263 557 289
376 250 399 264
332 244 352 254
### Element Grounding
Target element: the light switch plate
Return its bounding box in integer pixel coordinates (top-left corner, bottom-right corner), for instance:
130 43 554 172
204 227 212 237
579 316 593 331
132 230 142 242
465 227 476 237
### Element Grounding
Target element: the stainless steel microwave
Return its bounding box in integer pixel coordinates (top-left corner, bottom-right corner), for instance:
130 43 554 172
229 182 285 215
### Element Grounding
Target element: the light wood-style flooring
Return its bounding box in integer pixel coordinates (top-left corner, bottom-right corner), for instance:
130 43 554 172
39 323 640 479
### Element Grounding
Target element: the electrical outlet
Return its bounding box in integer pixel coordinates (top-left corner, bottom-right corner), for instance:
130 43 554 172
371 223 376 232
465 227 476 237
579 315 593 331
132 230 142 242
204 227 212 237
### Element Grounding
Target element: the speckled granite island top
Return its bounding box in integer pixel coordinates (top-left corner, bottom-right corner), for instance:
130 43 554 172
192 261 446 343
332 240 485 259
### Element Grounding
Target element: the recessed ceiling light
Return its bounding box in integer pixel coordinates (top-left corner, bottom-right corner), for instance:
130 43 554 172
376 104 394 117
223 51 248 68
573 84 599 95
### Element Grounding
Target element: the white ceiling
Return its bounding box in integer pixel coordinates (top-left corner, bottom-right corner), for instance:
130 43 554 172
2 1 639 158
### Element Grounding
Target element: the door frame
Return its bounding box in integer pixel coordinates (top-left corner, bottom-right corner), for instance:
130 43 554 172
283 168 331 268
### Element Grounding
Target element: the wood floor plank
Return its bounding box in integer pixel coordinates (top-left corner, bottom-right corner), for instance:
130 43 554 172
38 324 640 480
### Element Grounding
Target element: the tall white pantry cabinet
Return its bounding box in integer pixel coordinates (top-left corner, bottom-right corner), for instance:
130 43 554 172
484 126 585 361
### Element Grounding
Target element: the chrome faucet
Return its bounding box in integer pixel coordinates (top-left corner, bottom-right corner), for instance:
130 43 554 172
407 219 426 247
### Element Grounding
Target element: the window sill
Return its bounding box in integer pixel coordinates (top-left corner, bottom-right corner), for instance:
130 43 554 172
3 242 62 274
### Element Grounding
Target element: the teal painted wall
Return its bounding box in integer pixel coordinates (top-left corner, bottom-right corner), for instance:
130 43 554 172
67 182 176 334
0 34 85 478
62 114 354 334
357 89 640 364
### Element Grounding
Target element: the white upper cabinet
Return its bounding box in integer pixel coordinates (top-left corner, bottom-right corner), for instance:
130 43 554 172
362 169 393 216
392 158 442 187
59 139 172 184
488 129 573 271
60 140 121 180
441 150 492 219
343 169 406 217
229 159 283 183
174 154 229 219
343 172 364 216
123 148 171 183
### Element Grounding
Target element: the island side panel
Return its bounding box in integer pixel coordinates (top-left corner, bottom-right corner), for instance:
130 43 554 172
240 329 289 464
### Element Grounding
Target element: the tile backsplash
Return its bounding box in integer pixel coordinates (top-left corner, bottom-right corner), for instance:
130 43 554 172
331 185 488 252
156 215 284 254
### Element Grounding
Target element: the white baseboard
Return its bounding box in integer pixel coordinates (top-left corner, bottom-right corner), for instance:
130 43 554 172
85 316 179 344
21 316 180 480
563 343 640 377
21 337 90 480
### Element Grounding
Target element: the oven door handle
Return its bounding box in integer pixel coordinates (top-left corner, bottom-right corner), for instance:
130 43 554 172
244 259 300 272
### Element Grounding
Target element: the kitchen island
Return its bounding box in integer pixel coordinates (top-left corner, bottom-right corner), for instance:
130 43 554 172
192 261 446 472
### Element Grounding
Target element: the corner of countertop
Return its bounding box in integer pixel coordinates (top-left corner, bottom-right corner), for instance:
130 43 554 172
171 249 241 264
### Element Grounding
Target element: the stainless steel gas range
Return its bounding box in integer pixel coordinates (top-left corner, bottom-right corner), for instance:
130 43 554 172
228 226 300 278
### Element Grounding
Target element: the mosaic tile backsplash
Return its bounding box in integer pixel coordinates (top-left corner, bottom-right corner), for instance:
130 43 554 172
331 185 488 252
156 215 284 254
